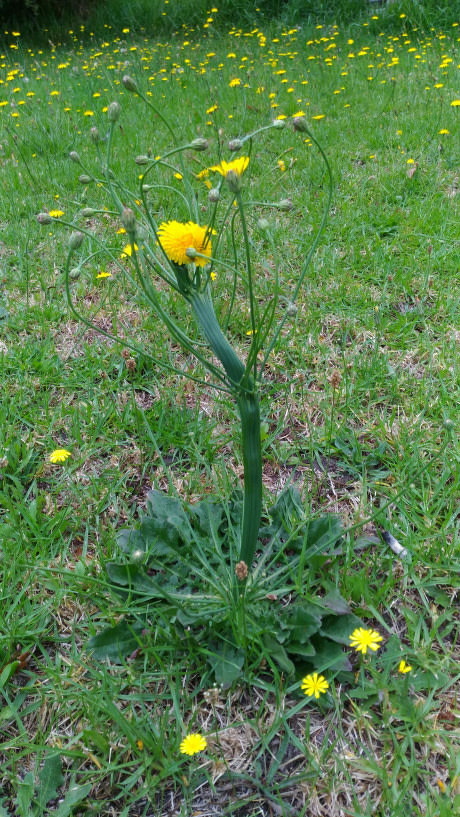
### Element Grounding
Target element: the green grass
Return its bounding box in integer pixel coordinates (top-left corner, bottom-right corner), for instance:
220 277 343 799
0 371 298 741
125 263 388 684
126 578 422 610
0 6 459 817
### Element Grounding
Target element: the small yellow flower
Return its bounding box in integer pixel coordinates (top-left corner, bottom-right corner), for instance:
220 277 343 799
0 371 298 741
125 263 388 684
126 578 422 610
157 220 212 267
438 129 450 135
179 733 207 756
450 99 460 106
96 271 112 279
349 627 383 654
209 156 249 177
121 243 139 257
301 673 329 699
398 660 412 674
49 448 71 464
229 77 241 87
48 209 64 218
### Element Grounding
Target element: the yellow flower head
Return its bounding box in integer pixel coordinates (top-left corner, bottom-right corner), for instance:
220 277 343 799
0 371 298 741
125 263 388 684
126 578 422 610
349 627 383 654
48 209 64 218
301 673 329 699
49 448 71 464
96 271 112 279
157 221 212 267
209 157 249 178
121 243 139 258
398 660 412 674
179 733 207 756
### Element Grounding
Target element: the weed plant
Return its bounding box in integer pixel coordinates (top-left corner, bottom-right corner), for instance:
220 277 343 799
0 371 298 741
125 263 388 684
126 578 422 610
0 6 459 816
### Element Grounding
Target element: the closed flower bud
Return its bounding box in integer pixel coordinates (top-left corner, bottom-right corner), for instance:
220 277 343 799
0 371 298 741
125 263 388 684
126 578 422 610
208 187 220 203
257 217 270 231
228 138 244 151
185 247 197 259
122 75 138 93
69 267 81 280
69 150 81 164
90 126 100 143
135 154 150 165
107 101 121 122
69 231 85 250
272 118 286 129
278 198 294 211
286 302 297 317
225 169 242 194
121 207 136 232
78 174 93 184
142 184 154 192
37 212 52 225
293 116 308 133
190 137 209 152
80 207 97 216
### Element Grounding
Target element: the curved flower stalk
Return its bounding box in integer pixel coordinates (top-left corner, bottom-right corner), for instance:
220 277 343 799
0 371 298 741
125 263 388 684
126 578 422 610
40 79 332 572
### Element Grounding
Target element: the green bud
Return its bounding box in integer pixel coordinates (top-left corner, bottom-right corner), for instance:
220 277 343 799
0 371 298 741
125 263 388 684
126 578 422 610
228 138 244 151
135 155 150 165
286 302 297 317
69 150 81 164
69 267 81 280
121 207 136 232
69 231 85 250
142 184 154 192
272 118 286 129
190 137 209 152
107 101 121 122
37 212 52 225
293 116 308 133
90 126 100 143
122 75 138 93
78 174 93 184
278 198 294 211
208 187 220 203
80 207 97 217
225 169 242 194
257 217 270 231
185 247 197 259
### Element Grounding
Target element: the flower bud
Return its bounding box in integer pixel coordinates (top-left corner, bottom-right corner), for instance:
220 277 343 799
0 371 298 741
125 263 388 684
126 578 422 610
78 174 93 184
90 126 100 143
69 150 81 164
272 118 286 129
142 184 154 192
286 302 297 317
69 267 81 280
225 169 242 194
185 247 197 260
293 116 308 133
228 138 244 151
80 207 97 217
257 217 270 231
278 198 294 211
69 231 85 250
121 207 136 232
107 101 121 122
208 187 220 203
122 75 138 93
37 212 52 225
190 137 209 152
135 154 150 165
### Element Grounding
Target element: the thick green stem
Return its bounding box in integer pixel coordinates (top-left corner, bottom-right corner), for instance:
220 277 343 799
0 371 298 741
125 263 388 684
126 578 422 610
189 290 262 567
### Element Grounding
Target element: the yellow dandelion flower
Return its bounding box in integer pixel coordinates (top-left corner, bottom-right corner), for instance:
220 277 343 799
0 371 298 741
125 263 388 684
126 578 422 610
312 114 325 120
179 733 207 756
438 129 450 134
349 627 383 654
157 221 212 267
229 77 241 87
450 99 460 106
48 209 64 218
49 448 71 464
301 673 329 699
398 660 412 674
209 156 249 177
121 243 139 257
96 271 112 279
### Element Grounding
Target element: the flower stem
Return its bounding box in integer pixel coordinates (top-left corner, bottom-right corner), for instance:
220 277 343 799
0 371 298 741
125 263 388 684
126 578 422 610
189 289 262 567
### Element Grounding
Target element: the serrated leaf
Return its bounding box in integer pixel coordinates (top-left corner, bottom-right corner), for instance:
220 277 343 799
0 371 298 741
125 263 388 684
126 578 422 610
321 589 351 615
304 515 343 554
116 527 145 555
38 753 63 809
105 562 164 599
319 613 363 645
310 639 352 673
263 635 296 675
280 605 323 643
17 772 35 817
88 619 145 662
208 643 244 686
142 490 191 547
54 782 92 817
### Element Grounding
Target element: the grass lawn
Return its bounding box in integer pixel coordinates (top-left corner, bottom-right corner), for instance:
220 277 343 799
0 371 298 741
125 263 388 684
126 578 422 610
0 6 459 816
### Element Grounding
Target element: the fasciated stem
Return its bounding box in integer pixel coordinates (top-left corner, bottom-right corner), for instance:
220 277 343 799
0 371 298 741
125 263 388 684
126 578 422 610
189 289 263 568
